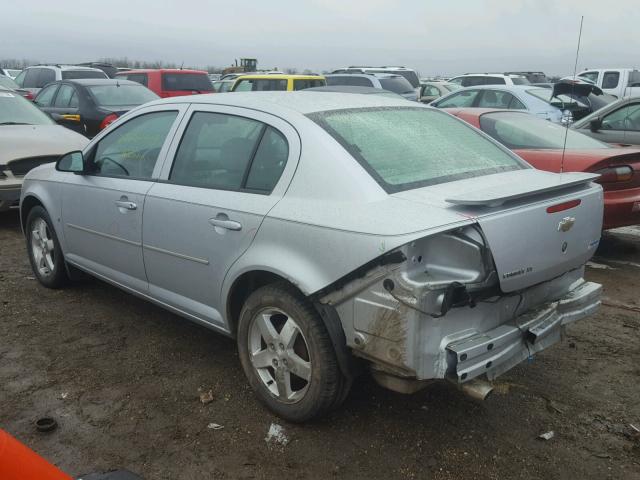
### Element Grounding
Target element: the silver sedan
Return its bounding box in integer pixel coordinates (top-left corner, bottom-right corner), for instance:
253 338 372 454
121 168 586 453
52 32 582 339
20 92 603 421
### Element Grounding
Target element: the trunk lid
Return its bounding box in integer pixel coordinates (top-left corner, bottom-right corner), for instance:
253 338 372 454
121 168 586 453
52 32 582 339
393 169 603 292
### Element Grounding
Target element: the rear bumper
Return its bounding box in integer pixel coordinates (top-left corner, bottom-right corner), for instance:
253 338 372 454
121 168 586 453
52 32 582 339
603 188 640 229
446 279 601 383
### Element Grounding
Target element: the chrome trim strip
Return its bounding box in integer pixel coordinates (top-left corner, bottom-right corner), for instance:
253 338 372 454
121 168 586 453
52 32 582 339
67 223 141 247
143 244 210 265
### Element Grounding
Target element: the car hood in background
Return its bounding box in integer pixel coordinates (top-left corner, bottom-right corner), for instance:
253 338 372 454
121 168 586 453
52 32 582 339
0 125 89 164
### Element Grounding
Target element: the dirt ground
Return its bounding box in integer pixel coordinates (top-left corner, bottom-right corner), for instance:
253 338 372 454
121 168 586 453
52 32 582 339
1 210 639 480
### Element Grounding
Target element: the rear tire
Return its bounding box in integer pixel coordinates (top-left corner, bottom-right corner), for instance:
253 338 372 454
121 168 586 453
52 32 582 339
237 282 349 422
25 206 68 289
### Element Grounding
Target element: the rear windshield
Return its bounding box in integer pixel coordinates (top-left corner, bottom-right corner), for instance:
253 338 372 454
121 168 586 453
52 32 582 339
62 70 108 80
234 79 288 91
368 69 420 88
87 84 159 107
379 77 415 94
0 91 54 125
479 112 608 150
162 73 213 92
309 107 523 192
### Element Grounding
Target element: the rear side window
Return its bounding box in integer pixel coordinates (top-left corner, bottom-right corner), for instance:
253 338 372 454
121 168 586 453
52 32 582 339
461 76 486 87
170 112 287 193
477 90 517 109
510 77 530 85
120 73 149 87
54 85 76 107
435 90 480 108
37 68 56 87
22 69 40 88
327 76 372 87
62 70 107 80
293 79 326 90
602 72 620 89
234 79 288 91
162 73 213 92
484 77 507 85
91 111 178 179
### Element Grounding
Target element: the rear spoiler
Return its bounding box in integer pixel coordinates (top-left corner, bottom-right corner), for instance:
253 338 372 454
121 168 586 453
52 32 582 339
446 171 599 207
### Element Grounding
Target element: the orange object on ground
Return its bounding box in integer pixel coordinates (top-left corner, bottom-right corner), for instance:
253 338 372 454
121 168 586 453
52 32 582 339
0 429 72 480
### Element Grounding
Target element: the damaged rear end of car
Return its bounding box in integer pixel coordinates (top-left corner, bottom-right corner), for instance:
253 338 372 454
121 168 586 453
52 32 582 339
306 105 604 398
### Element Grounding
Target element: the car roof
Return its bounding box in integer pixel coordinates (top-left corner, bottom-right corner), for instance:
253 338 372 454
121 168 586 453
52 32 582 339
452 73 527 78
455 84 537 91
116 69 208 74
235 74 324 80
304 85 400 95
143 91 413 115
59 79 141 86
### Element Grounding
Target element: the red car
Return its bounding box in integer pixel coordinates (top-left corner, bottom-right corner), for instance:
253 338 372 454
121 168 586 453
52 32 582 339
446 108 640 229
114 69 214 98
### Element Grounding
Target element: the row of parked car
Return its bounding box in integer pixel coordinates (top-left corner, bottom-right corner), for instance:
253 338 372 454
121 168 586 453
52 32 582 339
2 59 639 421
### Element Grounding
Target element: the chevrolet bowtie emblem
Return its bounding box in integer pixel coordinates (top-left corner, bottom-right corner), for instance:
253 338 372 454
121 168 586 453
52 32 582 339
557 216 576 232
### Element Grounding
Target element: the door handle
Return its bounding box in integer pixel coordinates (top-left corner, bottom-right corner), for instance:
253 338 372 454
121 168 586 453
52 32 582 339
115 200 137 210
209 214 242 231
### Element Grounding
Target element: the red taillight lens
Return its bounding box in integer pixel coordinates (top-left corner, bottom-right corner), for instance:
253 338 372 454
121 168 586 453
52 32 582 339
594 165 633 183
547 199 581 214
99 113 119 130
24 91 34 101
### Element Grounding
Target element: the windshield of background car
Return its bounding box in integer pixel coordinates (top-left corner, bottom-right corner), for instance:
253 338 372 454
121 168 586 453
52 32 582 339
309 107 524 193
62 70 108 80
88 84 159 107
162 73 214 91
0 76 19 90
379 77 415 94
479 112 609 150
0 91 54 125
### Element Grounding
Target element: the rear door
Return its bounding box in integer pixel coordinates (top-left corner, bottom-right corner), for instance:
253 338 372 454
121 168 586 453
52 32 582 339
48 84 83 134
61 105 187 292
142 104 300 329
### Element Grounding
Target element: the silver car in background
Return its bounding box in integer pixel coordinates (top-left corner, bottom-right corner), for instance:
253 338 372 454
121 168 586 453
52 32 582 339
20 92 602 421
431 84 569 123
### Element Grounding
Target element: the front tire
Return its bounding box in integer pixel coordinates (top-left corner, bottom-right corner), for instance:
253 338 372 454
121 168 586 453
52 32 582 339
237 283 349 422
25 206 68 288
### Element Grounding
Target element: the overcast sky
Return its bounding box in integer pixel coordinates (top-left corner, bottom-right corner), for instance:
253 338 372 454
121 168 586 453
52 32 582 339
2 0 637 76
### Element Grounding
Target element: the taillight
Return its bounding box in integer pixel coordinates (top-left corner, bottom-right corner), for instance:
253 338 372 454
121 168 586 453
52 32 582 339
99 113 118 130
24 91 34 101
594 165 633 183
546 199 581 213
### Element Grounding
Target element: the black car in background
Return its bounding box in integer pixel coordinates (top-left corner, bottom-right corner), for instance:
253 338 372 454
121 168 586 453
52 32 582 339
33 79 158 138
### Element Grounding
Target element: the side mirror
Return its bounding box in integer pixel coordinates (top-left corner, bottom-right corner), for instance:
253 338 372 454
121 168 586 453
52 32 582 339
56 151 85 174
589 117 602 132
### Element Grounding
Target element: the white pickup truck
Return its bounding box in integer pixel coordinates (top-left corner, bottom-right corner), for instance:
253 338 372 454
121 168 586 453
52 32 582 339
569 68 640 99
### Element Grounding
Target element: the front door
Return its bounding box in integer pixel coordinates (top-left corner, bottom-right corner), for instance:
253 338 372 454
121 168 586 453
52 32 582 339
61 108 183 292
142 105 299 329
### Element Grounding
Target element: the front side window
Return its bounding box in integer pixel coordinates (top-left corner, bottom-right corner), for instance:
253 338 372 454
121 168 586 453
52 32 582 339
293 79 325 90
90 111 177 179
602 72 620 89
422 85 440 97
34 84 58 107
435 89 480 108
602 103 640 131
310 107 524 192
479 112 608 149
170 112 287 192
54 85 76 107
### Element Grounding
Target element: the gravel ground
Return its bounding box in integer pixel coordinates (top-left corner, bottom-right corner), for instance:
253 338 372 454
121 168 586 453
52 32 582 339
1 211 639 479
